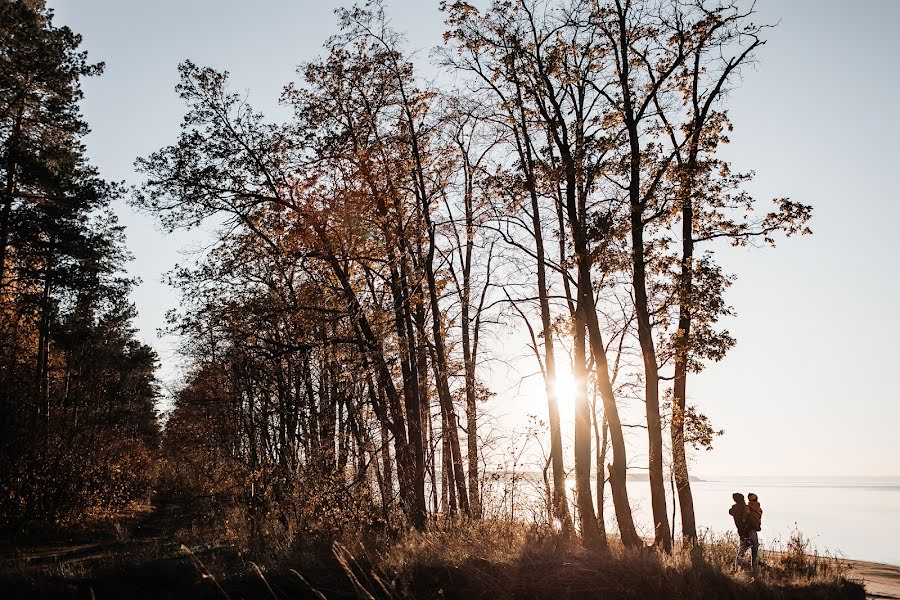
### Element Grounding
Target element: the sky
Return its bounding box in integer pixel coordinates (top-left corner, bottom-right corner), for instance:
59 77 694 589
47 0 900 478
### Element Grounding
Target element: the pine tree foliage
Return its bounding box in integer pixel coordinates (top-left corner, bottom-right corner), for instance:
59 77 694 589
0 0 159 531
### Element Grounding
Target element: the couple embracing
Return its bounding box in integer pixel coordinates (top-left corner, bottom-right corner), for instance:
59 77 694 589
729 492 763 572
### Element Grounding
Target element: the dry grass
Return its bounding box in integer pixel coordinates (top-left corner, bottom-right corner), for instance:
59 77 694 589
0 517 867 599
328 520 866 599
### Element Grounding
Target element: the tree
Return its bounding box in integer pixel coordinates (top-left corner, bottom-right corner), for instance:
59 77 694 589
0 0 157 531
648 1 812 543
134 0 812 553
135 5 499 528
0 0 103 289
443 0 642 547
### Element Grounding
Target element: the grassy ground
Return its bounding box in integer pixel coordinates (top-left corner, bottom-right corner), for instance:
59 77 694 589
331 521 865 599
0 513 867 599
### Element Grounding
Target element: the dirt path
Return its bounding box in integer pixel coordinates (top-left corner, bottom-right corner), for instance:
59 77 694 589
0 497 180 569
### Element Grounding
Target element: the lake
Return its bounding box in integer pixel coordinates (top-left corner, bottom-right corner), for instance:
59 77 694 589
483 474 900 566
602 476 900 566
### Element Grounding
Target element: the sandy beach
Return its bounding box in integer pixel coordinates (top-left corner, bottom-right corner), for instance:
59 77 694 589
849 560 900 599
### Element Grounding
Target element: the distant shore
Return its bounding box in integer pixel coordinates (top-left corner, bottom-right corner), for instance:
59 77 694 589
625 472 706 482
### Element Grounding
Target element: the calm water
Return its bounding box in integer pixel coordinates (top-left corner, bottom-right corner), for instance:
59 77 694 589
486 475 900 566
605 477 900 566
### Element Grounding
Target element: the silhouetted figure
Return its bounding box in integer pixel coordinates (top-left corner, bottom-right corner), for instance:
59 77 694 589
729 493 748 534
732 492 762 572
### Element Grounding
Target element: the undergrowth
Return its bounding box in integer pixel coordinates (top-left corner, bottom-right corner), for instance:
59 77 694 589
290 520 866 599
1 518 867 599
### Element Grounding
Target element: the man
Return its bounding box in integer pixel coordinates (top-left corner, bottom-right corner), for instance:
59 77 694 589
731 492 762 572
729 492 748 537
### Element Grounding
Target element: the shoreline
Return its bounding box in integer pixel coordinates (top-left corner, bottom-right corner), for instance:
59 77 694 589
847 560 900 599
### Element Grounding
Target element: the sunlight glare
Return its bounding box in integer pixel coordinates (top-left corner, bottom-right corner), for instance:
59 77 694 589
553 368 577 417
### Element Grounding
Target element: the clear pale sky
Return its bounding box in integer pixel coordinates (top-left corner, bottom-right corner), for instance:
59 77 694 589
48 0 900 477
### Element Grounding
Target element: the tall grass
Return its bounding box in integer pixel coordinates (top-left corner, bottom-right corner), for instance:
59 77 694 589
0 515 866 599
325 520 865 599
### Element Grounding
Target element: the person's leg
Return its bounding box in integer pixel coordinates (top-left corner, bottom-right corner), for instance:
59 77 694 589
735 535 749 570
749 531 760 571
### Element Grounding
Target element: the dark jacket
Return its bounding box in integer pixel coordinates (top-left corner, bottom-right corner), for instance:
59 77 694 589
729 500 749 537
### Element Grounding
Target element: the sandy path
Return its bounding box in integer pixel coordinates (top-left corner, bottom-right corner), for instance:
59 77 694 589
848 560 900 599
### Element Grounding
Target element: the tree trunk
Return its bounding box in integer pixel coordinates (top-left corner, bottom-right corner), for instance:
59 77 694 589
0 104 23 289
460 179 481 517
396 255 428 525
612 2 672 551
672 166 698 542
323 246 424 528
442 405 457 517
581 292 641 548
35 243 54 423
560 152 640 547
423 217 470 514
593 397 609 545
630 207 672 551
670 300 697 541
515 99 572 530
573 290 602 546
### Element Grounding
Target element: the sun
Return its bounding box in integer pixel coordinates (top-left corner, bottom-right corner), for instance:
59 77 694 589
553 368 578 418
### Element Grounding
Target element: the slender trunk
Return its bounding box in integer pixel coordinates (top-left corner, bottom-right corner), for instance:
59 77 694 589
366 371 392 516
534 228 572 530
593 393 609 543
442 405 457 516
423 220 470 513
336 395 349 473
672 343 696 545
460 184 481 516
378 413 393 515
581 288 641 548
304 357 319 462
514 105 571 529
535 244 571 528
321 352 336 471
571 95 598 546
542 456 553 522
413 292 432 517
672 161 698 542
396 254 428 525
573 290 601 546
559 148 638 546
440 419 449 515
357 415 380 507
461 331 480 517
323 246 423 528
0 194 11 290
382 216 427 524
36 242 54 423
276 360 289 473
630 205 671 550
670 463 677 537
427 400 439 515
614 3 672 552
0 103 24 289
